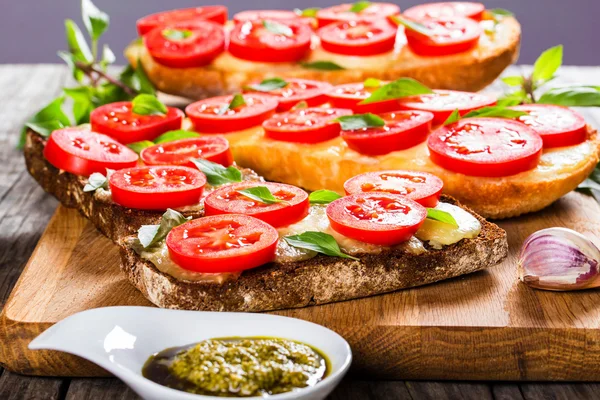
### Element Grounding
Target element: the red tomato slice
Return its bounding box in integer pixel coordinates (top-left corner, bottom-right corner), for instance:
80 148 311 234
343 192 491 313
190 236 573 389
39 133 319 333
109 166 206 210
342 110 433 155
233 10 300 24
263 108 352 144
427 118 543 177
318 19 397 56
144 21 225 68
316 2 400 28
136 6 227 36
90 102 184 144
166 214 278 273
397 90 496 125
404 16 482 57
344 170 443 207
140 137 233 167
326 193 426 245
43 127 138 177
326 82 401 114
403 2 486 21
229 20 312 63
186 94 278 133
510 104 587 148
204 182 309 228
245 79 333 111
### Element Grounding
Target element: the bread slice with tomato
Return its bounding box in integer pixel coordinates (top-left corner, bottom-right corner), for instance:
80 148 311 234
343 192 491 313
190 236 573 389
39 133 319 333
125 2 521 100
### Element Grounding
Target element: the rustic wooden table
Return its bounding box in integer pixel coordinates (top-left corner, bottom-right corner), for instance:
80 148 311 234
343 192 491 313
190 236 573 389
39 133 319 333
2 64 600 399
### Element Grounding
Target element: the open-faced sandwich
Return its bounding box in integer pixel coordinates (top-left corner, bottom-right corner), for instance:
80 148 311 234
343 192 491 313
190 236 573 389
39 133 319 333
125 2 521 99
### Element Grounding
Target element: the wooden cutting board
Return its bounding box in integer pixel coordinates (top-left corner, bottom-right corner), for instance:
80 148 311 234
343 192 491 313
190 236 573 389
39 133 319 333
2 192 600 380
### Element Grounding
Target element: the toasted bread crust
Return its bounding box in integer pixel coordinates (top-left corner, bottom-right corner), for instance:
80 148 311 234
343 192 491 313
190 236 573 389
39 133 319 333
118 196 507 312
125 18 521 99
23 131 204 241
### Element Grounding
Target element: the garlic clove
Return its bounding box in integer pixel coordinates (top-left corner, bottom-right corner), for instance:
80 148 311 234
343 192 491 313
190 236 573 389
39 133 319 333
518 227 600 291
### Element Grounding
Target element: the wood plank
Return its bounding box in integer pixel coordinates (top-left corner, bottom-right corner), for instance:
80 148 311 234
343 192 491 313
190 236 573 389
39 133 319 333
66 378 140 400
405 382 493 400
0 370 65 400
491 384 525 400
520 383 600 400
327 380 412 400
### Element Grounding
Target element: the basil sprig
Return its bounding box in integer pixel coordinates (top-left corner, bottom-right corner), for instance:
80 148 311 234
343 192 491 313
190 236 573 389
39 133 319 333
19 0 156 150
284 231 359 260
443 107 527 125
426 209 458 228
300 61 345 71
577 163 600 203
359 78 433 105
335 113 385 130
162 29 193 40
138 209 191 249
294 7 320 17
191 158 242 186
218 94 246 115
237 186 282 204
390 15 433 36
83 170 112 192
538 86 600 107
132 94 167 116
247 77 288 92
127 140 154 154
127 130 200 153
349 1 371 13
443 109 461 126
363 78 382 88
263 20 293 37
309 190 342 205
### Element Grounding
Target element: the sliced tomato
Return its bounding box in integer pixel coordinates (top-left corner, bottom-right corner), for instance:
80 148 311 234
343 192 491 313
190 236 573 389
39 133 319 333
109 166 206 210
263 107 352 143
245 79 332 111
229 20 312 63
144 21 225 68
136 6 227 36
327 193 426 245
186 94 278 133
510 104 587 148
140 137 233 167
397 90 496 125
204 182 309 228
90 102 184 144
166 215 278 273
427 118 543 177
403 2 486 21
43 127 138 177
316 2 400 28
318 19 397 56
342 110 433 155
344 170 443 207
326 82 401 114
404 16 482 57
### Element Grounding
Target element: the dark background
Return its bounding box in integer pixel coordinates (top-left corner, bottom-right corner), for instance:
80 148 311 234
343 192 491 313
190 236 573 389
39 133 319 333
1 0 597 65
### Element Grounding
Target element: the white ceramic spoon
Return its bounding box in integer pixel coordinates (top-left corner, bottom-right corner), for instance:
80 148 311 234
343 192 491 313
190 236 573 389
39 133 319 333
29 306 352 400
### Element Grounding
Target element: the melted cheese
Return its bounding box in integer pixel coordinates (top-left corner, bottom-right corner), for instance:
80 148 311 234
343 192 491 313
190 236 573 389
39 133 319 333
415 203 481 249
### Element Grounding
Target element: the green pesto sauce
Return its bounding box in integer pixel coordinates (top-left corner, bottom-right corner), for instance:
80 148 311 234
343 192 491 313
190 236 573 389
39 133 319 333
142 337 329 397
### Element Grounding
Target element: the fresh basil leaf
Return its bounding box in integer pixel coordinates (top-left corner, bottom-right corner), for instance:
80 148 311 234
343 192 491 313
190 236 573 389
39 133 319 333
154 130 200 144
237 186 282 204
538 86 600 107
64 86 94 124
57 50 85 82
309 190 342 205
83 171 109 192
577 163 600 204
284 232 359 260
427 209 459 228
247 77 288 92
443 109 461 125
263 20 293 37
19 97 71 149
127 140 154 154
65 19 93 63
218 94 246 115
336 113 385 130
190 158 242 186
363 78 382 88
100 44 116 68
360 78 432 105
25 120 66 138
132 94 167 116
463 106 527 119
501 76 524 87
301 61 345 71
82 0 109 41
138 209 192 248
390 15 432 36
497 91 527 107
292 101 308 109
488 8 514 18
294 7 320 17
162 29 193 40
532 45 563 85
349 1 371 13
120 60 155 96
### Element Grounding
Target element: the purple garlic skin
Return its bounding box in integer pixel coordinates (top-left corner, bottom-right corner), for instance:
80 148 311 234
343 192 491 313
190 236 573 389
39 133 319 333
518 227 600 291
